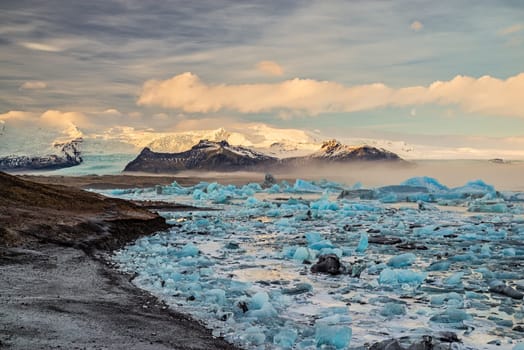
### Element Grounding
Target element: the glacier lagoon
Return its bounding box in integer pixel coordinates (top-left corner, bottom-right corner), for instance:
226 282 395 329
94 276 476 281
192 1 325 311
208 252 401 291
105 177 524 349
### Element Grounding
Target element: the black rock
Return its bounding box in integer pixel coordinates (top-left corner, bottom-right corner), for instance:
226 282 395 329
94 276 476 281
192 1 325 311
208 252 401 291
369 236 402 245
370 339 404 350
489 281 524 299
310 254 343 275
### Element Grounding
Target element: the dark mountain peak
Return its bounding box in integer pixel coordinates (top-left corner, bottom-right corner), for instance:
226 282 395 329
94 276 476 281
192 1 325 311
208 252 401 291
124 140 278 173
320 139 343 154
192 139 230 150
311 141 402 162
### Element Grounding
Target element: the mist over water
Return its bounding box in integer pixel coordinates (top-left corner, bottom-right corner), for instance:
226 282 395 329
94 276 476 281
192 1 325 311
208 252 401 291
19 155 524 192
276 160 524 192
179 160 524 192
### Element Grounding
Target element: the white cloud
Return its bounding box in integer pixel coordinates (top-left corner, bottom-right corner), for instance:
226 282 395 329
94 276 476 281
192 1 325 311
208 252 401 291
137 72 524 118
19 42 62 52
256 60 284 76
499 24 523 36
102 108 123 116
410 20 423 32
20 81 47 90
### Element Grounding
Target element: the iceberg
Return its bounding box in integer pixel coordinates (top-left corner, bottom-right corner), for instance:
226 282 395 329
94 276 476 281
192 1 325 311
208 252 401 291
401 176 449 192
315 317 352 349
388 253 416 267
380 302 406 317
355 232 368 253
379 268 427 286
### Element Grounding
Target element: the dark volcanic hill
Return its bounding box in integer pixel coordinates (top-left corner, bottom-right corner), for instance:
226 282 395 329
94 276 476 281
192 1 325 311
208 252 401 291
124 140 279 173
123 139 404 173
0 171 167 250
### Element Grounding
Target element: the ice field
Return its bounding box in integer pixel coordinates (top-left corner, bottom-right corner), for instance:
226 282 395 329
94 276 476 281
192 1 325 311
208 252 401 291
107 177 524 349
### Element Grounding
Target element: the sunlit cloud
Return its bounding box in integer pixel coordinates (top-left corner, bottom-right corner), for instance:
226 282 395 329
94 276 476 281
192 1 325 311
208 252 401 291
20 81 47 90
102 108 123 116
256 60 284 76
498 24 523 36
410 20 423 32
138 72 524 118
19 41 62 52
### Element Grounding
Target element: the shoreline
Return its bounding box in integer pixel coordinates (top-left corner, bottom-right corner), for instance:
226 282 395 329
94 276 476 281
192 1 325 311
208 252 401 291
0 172 242 350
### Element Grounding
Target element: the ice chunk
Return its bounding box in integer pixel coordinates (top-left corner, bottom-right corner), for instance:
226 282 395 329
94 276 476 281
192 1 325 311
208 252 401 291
305 232 323 245
401 176 449 192
430 308 472 324
387 253 416 267
177 243 199 257
273 328 298 348
310 199 339 211
378 268 397 285
249 291 269 309
315 315 352 349
356 233 368 253
204 288 226 305
444 272 465 286
241 326 266 346
513 344 524 350
503 248 516 257
292 179 323 193
293 247 315 262
451 179 495 197
309 239 334 250
380 302 406 317
379 268 427 286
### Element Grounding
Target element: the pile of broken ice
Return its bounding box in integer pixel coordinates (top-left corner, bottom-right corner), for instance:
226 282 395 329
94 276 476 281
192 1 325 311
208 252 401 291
111 177 524 349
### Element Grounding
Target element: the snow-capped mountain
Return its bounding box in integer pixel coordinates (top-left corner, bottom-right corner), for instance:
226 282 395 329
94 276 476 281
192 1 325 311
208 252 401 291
124 139 404 173
124 140 279 173
144 125 321 157
309 139 402 161
0 138 83 171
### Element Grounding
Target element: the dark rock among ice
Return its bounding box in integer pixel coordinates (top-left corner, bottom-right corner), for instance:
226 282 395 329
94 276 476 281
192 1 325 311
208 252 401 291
310 254 343 275
489 280 524 299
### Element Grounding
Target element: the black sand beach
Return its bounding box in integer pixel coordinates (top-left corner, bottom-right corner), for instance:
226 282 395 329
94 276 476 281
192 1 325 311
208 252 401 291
0 172 241 350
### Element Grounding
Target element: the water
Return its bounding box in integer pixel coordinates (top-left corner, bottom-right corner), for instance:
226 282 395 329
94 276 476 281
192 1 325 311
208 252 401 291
109 179 524 349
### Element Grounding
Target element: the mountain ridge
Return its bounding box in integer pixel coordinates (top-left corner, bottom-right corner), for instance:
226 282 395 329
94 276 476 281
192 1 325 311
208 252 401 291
0 138 84 171
124 139 404 173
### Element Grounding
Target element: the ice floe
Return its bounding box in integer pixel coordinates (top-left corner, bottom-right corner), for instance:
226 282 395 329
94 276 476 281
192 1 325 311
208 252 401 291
109 177 524 349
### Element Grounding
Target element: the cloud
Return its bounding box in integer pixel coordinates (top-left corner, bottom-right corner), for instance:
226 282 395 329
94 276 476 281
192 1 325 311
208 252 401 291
19 42 62 52
499 24 523 36
410 21 423 32
102 108 123 116
0 110 88 129
20 81 47 90
137 72 524 118
256 60 284 76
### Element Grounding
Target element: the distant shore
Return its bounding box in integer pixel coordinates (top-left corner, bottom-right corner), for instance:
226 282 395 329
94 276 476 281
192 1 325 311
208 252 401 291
18 173 272 190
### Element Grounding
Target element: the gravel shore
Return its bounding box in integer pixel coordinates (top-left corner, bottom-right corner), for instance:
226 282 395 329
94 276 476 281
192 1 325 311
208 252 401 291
0 172 241 350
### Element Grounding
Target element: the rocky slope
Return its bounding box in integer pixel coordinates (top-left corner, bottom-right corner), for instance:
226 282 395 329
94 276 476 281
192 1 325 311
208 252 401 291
0 138 83 171
0 171 167 250
124 139 404 173
0 172 240 350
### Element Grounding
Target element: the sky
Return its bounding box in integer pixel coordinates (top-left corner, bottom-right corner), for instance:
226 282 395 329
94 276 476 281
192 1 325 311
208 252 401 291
1 0 524 158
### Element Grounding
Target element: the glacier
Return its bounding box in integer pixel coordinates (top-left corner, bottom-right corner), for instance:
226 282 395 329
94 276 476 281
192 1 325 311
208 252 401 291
108 177 524 349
